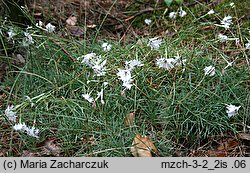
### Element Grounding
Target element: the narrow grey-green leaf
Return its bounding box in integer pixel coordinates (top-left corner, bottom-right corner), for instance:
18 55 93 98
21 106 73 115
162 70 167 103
164 0 173 7
175 0 184 5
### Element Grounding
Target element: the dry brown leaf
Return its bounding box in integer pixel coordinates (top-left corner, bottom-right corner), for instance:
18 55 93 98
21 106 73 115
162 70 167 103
125 112 135 127
201 26 215 30
217 138 239 151
207 150 227 157
21 150 40 157
39 137 61 156
212 0 225 6
238 133 250 140
82 135 96 145
66 16 77 26
136 39 144 47
0 148 8 157
130 134 158 157
66 26 84 37
0 63 6 81
13 54 26 66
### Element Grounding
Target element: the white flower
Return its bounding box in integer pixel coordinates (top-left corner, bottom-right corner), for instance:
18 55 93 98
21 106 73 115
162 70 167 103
96 89 104 105
147 37 163 50
156 58 176 69
25 96 35 107
91 57 107 76
92 59 107 76
36 21 43 27
78 53 97 66
235 38 240 45
218 33 228 42
26 25 33 30
207 9 215 15
13 123 27 131
230 2 235 8
226 104 241 117
13 123 39 138
245 42 250 49
122 81 133 90
117 69 133 90
169 12 177 19
156 56 186 70
101 42 112 52
45 23 56 33
103 82 108 86
173 56 187 66
77 53 107 76
221 16 233 29
117 69 132 82
7 29 16 41
5 105 17 122
84 53 96 66
26 126 39 138
125 60 144 70
93 60 107 76
23 32 34 46
179 7 187 17
82 94 94 103
144 19 152 25
217 33 239 43
204 65 215 76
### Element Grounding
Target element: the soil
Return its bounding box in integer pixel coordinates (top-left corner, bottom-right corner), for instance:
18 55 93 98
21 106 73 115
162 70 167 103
27 0 166 41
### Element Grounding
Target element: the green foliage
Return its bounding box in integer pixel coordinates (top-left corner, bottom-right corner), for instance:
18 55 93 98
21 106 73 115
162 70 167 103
164 0 173 7
164 0 183 6
175 0 184 4
1 0 249 156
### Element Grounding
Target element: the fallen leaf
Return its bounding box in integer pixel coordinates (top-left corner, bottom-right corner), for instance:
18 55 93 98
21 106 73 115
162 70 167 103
130 134 158 157
0 63 6 81
82 135 96 145
13 54 26 66
217 138 239 151
21 150 40 157
125 112 135 127
136 39 144 47
202 26 215 30
38 137 61 156
66 16 77 26
207 150 227 157
66 26 84 37
0 148 8 157
238 133 250 140
212 0 225 6
115 24 124 30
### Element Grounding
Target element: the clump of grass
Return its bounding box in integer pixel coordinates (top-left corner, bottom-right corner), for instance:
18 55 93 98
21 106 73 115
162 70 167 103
0 1 249 156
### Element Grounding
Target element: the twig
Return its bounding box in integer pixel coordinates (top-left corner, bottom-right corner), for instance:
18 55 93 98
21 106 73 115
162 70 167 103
119 23 138 42
222 48 247 52
133 83 147 97
91 9 124 23
124 7 158 22
49 38 76 62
